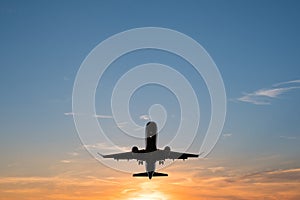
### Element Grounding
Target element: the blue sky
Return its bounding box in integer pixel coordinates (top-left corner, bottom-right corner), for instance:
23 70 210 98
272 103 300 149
0 0 300 184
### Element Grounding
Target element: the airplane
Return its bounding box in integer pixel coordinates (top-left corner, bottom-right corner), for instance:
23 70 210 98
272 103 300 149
98 121 199 179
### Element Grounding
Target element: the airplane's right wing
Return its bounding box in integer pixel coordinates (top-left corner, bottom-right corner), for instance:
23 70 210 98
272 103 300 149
167 151 199 160
98 152 135 160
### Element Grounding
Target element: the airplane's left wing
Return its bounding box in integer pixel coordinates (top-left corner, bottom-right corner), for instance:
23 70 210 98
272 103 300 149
167 151 199 160
98 152 135 160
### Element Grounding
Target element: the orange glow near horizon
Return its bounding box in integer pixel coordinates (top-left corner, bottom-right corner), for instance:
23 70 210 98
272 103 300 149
1 156 299 200
1 165 300 200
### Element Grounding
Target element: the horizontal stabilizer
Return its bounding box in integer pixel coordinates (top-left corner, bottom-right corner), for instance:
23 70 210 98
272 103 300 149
133 172 148 177
133 172 168 177
153 172 168 176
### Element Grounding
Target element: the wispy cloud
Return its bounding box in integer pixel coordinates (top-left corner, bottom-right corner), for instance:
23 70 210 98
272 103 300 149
64 112 76 116
237 79 300 105
60 160 72 164
68 152 79 157
223 133 232 137
83 142 129 152
63 76 70 81
267 168 300 174
139 115 150 120
1 167 300 200
273 79 300 86
279 135 298 140
64 112 113 119
116 121 128 128
93 114 113 119
207 166 225 173
235 167 300 183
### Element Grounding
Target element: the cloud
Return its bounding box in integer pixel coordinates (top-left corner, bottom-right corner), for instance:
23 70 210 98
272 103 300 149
64 112 76 116
139 115 150 120
60 160 72 164
273 79 300 86
64 112 113 119
267 168 300 174
116 121 128 128
223 133 232 137
68 152 79 157
93 114 113 119
1 167 300 200
121 188 137 194
207 166 225 173
254 87 297 98
237 79 300 105
279 135 297 140
83 142 129 152
235 168 300 183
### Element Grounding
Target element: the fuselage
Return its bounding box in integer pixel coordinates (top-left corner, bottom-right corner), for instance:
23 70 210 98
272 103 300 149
145 121 158 178
145 121 157 152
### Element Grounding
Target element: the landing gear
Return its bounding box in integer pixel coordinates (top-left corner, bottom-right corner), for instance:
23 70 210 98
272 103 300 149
158 160 165 165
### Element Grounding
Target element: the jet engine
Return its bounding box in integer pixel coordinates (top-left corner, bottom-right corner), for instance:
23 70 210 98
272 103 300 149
164 146 171 152
131 146 139 153
164 146 171 158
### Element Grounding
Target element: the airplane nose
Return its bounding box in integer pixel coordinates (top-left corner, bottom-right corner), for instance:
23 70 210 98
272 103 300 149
146 121 157 127
146 121 152 126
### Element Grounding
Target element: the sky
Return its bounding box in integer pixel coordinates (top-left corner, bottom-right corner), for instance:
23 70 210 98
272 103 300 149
1 0 300 199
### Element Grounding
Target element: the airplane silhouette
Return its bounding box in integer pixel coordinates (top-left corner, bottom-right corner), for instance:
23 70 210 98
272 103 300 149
98 121 199 179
